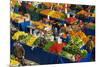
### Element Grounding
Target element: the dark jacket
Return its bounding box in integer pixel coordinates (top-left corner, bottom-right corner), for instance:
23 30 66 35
13 42 25 59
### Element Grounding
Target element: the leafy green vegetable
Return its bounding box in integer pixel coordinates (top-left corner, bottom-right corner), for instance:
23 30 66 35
63 45 81 55
43 41 54 51
81 50 88 58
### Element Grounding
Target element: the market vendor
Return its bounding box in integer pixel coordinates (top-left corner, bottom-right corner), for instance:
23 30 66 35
61 32 71 43
12 0 21 13
85 14 95 23
52 22 61 39
85 36 95 52
13 42 26 65
18 1 28 15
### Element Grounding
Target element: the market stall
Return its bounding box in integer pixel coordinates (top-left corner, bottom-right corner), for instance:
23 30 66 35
10 1 95 65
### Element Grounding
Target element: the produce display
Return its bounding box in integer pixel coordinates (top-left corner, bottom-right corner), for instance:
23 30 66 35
12 31 38 47
40 9 65 19
26 36 38 46
11 12 28 23
43 41 54 51
66 17 78 24
49 42 66 54
12 31 28 40
42 2 54 8
77 10 91 16
10 1 95 66
10 59 20 66
32 21 52 30
40 9 51 15
69 31 89 44
10 55 20 66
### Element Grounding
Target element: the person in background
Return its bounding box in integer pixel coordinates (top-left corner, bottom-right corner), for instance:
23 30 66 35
86 36 95 52
18 1 27 15
85 36 95 61
13 42 25 65
61 32 71 43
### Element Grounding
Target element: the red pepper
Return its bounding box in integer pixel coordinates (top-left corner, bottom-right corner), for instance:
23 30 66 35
49 42 66 54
